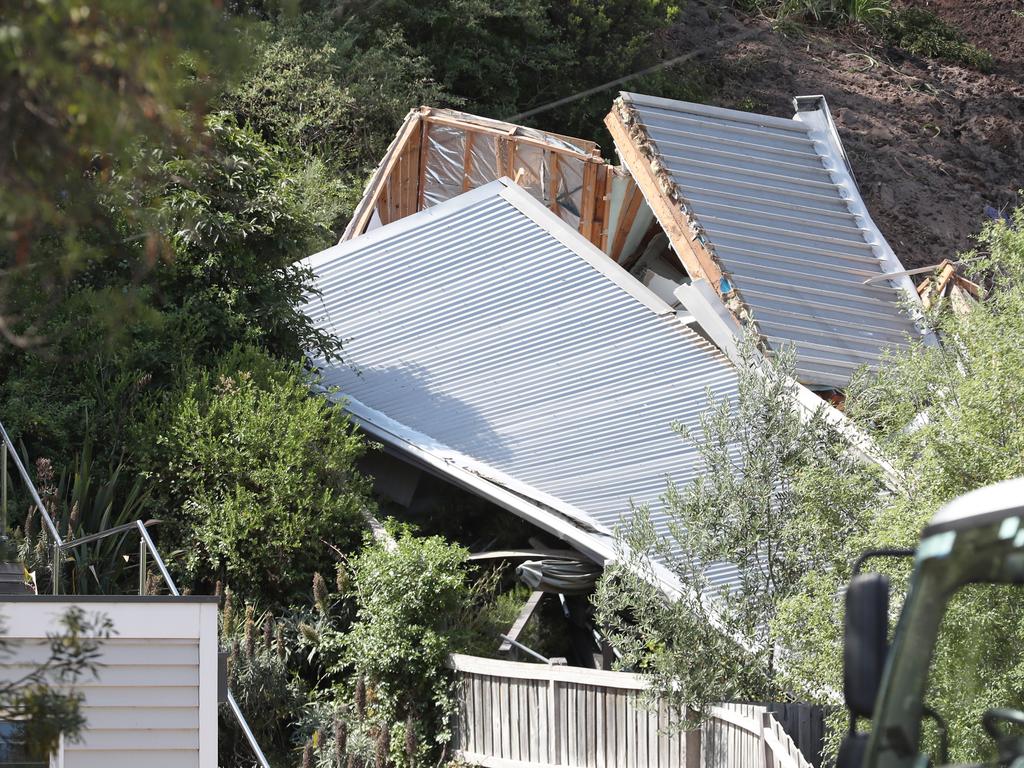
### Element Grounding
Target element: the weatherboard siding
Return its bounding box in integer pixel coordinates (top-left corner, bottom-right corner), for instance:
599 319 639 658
0 598 218 768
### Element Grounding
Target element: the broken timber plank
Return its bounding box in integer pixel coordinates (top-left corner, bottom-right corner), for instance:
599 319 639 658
609 178 645 264
604 108 725 293
499 590 544 653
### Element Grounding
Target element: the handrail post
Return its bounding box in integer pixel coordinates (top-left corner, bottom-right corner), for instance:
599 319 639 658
52 541 60 595
135 520 179 596
139 537 147 596
1 441 8 542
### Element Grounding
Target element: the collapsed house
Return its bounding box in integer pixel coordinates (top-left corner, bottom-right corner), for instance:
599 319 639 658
304 179 742 595
339 95 928 392
303 92 927 606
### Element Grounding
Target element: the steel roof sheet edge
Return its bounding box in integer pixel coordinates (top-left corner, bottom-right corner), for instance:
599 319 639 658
613 91 931 387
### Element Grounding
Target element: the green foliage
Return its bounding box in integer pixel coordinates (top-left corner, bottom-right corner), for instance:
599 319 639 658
0 607 113 759
345 532 473 764
151 112 345 362
220 594 306 767
738 0 891 27
595 335 878 714
0 109 344 465
224 17 450 179
884 8 994 71
17 443 153 595
152 346 371 605
774 201 1024 761
0 0 244 346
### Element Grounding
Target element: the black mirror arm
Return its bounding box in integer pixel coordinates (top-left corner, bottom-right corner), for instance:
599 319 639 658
852 548 916 576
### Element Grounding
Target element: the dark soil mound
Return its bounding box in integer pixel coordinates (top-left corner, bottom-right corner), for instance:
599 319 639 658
664 1 1024 268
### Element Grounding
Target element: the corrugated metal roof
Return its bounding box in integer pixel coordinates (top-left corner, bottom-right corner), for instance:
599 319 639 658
616 92 923 389
301 179 743 594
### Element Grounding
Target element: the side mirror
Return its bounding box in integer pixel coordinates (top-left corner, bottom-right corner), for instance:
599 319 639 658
844 572 890 719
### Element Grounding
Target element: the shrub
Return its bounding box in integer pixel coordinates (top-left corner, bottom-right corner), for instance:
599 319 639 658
884 8 994 71
739 0 891 26
153 346 372 604
224 18 450 178
345 532 473 765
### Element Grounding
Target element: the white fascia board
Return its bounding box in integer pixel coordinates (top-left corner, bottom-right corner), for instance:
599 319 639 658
0 600 209 640
793 103 937 348
336 395 616 560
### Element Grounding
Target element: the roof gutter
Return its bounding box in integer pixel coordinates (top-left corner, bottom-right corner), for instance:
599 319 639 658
793 95 859 191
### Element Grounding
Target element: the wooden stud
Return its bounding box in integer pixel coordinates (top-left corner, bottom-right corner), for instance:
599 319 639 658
579 160 598 242
610 179 645 263
599 164 614 254
462 130 476 192
548 152 561 214
400 120 423 218
415 119 432 211
605 108 725 292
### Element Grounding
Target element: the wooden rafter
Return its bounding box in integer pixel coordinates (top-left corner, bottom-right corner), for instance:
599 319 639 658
609 179 645 263
604 108 724 291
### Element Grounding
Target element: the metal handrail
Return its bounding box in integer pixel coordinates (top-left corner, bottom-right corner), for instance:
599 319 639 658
0 420 64 546
0 419 271 768
227 691 271 768
59 521 147 550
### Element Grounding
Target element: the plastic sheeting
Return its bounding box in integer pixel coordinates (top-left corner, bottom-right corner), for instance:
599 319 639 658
420 123 586 232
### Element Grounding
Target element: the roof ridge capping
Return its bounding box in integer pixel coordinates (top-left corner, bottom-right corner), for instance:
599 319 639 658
789 94 934 334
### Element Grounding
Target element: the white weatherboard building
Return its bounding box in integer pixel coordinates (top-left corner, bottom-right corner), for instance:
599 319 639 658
0 595 220 768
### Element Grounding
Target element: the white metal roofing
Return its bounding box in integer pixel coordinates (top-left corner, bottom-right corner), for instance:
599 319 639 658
617 91 923 389
301 179 744 594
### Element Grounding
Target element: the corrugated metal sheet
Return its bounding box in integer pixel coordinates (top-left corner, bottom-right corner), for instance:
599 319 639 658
302 180 743 593
617 92 921 389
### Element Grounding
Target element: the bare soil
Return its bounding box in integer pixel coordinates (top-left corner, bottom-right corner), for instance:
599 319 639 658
665 1 1024 268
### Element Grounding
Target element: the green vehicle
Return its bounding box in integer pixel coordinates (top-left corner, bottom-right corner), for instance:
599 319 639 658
840 477 1024 768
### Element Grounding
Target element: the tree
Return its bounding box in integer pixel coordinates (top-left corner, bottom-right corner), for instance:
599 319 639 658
774 201 1024 760
0 0 244 348
594 333 881 715
0 607 112 760
344 531 473 766
151 345 372 605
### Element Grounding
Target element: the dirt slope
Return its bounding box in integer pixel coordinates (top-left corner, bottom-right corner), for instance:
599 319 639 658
665 1 1024 269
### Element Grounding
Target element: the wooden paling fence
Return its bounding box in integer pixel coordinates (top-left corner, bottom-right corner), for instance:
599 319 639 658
450 654 816 768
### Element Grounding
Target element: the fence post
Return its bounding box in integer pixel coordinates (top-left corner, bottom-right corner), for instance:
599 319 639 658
685 708 702 768
761 711 775 768
548 661 563 765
